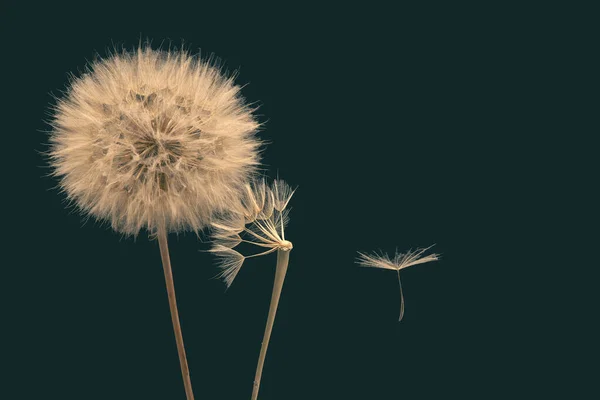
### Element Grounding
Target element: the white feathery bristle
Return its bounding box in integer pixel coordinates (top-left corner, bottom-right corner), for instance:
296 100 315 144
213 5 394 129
49 45 261 235
211 211 246 234
210 245 245 288
271 179 295 211
212 232 242 249
356 251 396 270
394 246 440 270
257 188 275 220
356 246 440 271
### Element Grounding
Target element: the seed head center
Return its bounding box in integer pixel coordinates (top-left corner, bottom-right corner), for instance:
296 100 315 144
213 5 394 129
279 240 293 251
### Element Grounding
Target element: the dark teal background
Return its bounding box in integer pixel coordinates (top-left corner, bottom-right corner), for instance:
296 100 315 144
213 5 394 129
3 1 581 399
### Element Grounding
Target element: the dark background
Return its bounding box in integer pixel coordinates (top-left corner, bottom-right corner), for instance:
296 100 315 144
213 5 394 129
3 2 588 399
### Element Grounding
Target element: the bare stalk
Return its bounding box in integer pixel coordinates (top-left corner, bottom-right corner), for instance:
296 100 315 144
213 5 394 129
251 249 291 400
397 270 405 322
157 229 195 400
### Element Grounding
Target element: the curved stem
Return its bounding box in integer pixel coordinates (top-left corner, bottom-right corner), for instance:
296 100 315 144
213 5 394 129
397 270 405 322
251 249 291 400
157 229 195 400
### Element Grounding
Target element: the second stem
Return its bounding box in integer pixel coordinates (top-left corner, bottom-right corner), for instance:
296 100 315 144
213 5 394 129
251 248 291 400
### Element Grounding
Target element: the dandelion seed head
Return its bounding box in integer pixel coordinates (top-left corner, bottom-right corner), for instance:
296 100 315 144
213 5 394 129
209 178 296 287
48 46 261 235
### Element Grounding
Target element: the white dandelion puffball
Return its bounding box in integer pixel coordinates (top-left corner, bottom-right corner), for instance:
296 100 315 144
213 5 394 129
49 47 261 235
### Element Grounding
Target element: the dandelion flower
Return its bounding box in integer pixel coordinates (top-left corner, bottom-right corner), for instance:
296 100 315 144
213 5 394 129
356 246 440 321
47 45 262 400
209 178 295 399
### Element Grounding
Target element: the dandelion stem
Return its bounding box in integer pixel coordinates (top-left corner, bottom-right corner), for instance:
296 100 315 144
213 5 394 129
251 249 291 400
397 270 405 322
157 229 195 400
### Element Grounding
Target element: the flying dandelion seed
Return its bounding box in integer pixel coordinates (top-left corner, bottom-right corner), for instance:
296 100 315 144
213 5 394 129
356 246 440 321
209 178 295 400
47 44 262 400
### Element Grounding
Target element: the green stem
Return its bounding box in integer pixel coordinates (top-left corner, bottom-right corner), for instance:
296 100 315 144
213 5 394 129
251 249 291 400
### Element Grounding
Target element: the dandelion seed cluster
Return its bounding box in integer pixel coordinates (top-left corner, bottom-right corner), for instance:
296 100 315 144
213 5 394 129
210 179 295 287
49 47 261 235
